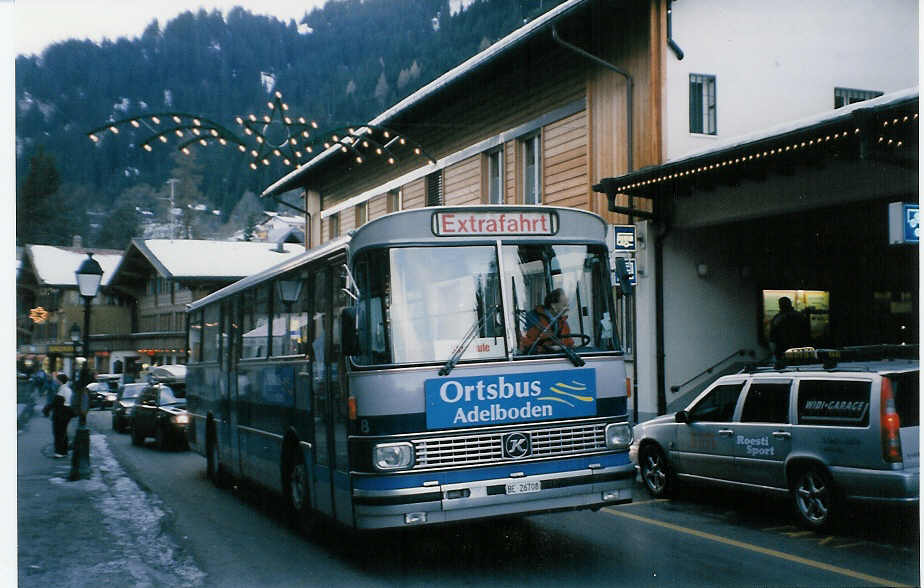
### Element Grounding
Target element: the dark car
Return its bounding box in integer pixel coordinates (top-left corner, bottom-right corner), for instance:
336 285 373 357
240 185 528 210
111 383 147 433
87 377 119 409
130 383 189 450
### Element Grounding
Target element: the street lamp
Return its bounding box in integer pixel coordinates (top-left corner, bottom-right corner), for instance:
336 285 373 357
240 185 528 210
69 323 80 382
70 253 103 481
276 278 303 355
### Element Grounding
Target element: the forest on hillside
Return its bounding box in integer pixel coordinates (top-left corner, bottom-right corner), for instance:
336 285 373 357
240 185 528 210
15 0 565 249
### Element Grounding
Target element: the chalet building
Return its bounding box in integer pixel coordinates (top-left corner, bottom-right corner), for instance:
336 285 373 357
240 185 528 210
229 211 306 244
107 239 305 373
17 242 127 376
17 239 306 378
259 0 916 421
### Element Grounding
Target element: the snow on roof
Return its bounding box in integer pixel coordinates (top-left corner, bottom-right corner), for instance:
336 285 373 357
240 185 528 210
26 245 122 287
135 239 306 279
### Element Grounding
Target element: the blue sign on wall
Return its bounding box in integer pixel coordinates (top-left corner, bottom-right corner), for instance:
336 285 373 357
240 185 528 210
889 202 919 245
611 225 637 252
425 368 597 429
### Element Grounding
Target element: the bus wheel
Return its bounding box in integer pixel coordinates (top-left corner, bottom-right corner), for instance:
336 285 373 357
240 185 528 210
284 450 314 533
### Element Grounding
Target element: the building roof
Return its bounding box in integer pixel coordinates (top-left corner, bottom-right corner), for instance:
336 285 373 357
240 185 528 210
594 87 919 200
111 239 306 286
229 211 306 243
262 0 590 198
23 245 123 288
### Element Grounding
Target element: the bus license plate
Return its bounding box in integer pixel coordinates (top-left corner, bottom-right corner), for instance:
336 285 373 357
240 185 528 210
505 481 541 495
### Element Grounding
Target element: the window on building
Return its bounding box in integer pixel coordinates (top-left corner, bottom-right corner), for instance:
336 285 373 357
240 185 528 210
521 133 541 204
426 171 443 206
329 213 340 240
387 189 402 213
689 74 717 135
834 87 883 109
486 148 504 204
355 202 368 227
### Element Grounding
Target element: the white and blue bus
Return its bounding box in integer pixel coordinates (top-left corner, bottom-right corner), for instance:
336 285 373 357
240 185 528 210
185 206 634 530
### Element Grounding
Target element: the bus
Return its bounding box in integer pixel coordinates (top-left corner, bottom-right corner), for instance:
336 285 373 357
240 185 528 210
185 206 634 530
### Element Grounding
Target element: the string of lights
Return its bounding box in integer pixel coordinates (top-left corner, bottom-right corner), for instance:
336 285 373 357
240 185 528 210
87 90 435 172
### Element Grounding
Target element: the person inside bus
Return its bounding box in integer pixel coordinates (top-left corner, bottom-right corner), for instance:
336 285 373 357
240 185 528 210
519 288 574 354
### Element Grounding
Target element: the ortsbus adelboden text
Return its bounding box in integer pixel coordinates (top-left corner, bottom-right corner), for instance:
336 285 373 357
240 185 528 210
185 206 634 530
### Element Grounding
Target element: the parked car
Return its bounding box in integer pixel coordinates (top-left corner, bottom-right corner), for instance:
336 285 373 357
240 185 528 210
630 346 919 529
130 383 190 450
111 383 147 433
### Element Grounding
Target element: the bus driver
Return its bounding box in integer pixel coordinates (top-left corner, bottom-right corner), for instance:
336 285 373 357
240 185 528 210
519 288 575 354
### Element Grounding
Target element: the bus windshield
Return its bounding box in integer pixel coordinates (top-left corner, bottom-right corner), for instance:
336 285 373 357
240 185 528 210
353 243 618 366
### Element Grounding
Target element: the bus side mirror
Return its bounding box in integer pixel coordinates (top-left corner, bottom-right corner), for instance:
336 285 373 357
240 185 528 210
340 307 360 357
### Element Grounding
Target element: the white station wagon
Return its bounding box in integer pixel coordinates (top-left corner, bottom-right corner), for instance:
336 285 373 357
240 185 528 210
630 347 919 529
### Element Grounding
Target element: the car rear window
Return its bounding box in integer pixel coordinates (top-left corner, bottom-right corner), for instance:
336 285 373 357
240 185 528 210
797 380 871 427
888 372 919 427
122 384 145 399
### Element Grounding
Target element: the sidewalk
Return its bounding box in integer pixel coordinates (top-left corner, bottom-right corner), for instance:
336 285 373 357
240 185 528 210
17 403 206 586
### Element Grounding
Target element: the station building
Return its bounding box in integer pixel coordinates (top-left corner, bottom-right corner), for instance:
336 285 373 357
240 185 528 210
260 0 918 421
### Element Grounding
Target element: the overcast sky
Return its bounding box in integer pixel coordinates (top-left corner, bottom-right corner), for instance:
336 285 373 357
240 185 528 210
12 0 330 57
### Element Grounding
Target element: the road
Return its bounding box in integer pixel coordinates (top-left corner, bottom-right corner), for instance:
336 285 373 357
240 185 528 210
86 411 920 587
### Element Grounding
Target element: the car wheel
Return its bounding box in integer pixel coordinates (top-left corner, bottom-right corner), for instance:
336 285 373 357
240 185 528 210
130 423 144 446
791 465 835 530
639 444 674 498
284 447 315 534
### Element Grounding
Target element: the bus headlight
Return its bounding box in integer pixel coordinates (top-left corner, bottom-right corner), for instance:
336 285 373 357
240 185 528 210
605 423 632 450
173 414 190 425
373 442 415 471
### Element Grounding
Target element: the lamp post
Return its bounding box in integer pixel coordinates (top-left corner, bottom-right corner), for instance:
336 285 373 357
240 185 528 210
69 323 81 382
70 253 103 481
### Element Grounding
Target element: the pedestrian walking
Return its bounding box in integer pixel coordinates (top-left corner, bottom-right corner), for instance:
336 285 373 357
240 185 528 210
29 366 49 404
43 373 75 458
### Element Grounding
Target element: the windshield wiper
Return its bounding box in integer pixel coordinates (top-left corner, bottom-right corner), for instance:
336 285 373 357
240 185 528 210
520 310 585 368
439 304 498 376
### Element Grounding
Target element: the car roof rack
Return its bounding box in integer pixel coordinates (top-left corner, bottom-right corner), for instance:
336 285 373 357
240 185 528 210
746 344 919 373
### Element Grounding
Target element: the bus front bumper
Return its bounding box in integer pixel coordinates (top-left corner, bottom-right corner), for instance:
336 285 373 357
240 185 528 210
352 458 635 530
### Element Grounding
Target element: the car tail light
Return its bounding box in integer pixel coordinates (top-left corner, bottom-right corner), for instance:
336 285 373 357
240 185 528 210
881 376 903 463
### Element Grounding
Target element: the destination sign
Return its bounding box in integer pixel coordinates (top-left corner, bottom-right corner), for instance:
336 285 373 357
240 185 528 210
433 211 556 236
424 368 596 429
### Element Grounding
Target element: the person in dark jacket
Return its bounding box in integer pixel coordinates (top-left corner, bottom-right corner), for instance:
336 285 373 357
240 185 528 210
769 296 811 360
519 288 574 354
43 373 75 458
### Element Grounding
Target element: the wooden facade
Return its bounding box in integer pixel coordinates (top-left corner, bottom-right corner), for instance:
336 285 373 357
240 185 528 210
270 0 665 247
